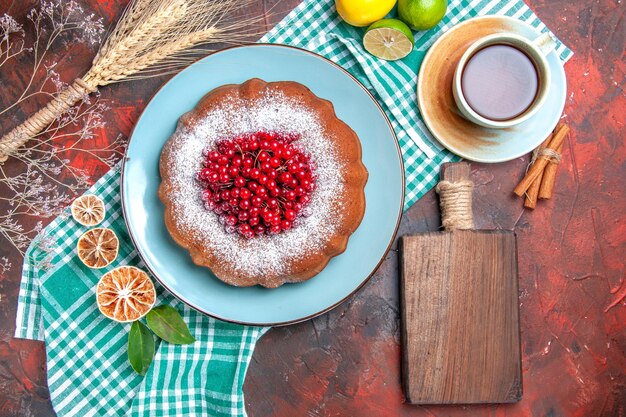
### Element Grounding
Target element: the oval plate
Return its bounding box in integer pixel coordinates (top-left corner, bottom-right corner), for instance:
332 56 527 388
418 16 567 163
122 44 404 326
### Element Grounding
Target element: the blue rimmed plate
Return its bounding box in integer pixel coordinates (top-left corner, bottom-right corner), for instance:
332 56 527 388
121 44 404 326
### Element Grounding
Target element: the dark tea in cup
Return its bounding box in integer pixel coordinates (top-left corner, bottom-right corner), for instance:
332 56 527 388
461 44 538 121
453 32 556 129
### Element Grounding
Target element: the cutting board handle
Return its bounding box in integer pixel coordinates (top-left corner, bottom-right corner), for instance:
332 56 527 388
436 162 474 231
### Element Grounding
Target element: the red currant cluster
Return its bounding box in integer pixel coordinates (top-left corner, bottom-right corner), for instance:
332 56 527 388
197 132 316 238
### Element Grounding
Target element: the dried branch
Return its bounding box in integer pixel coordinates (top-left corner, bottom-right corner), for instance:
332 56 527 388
0 2 120 266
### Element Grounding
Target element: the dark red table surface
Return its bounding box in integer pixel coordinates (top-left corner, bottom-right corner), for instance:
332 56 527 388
1 0 624 416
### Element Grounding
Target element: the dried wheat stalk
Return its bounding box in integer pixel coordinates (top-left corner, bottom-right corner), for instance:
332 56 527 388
0 0 260 162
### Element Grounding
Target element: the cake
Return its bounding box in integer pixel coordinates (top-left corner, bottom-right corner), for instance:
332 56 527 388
159 78 368 288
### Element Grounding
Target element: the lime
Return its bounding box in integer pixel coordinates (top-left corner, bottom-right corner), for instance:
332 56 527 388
336 0 397 27
364 19 415 61
398 0 448 30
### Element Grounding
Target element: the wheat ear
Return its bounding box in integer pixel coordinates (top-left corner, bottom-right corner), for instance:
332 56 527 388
0 0 260 162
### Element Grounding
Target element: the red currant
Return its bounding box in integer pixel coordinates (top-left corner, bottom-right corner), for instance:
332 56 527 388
257 151 270 162
284 190 297 201
248 182 258 192
198 130 317 238
251 196 263 207
255 187 268 198
239 188 251 199
238 223 252 235
282 148 294 159
287 163 299 174
279 172 292 183
269 187 281 197
234 176 246 187
269 224 281 234
284 209 296 221
260 161 272 172
207 171 219 183
266 198 278 209
269 157 281 168
239 199 251 210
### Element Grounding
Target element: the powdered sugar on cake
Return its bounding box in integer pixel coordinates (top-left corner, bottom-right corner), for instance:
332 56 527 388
164 91 346 277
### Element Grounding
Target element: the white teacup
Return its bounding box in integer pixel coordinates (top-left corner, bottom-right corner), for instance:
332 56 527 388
453 32 556 129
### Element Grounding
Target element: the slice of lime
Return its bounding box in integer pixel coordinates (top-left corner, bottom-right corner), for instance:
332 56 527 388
363 19 415 61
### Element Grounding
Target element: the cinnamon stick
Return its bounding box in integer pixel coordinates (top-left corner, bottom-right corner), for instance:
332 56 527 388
513 124 570 197
524 135 553 209
538 140 564 200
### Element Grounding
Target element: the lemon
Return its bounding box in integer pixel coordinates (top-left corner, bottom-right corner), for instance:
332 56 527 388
398 0 448 30
364 19 415 60
96 266 156 323
336 0 397 27
71 194 106 226
76 228 119 269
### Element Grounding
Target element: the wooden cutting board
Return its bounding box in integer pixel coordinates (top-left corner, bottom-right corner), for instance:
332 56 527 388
400 162 522 405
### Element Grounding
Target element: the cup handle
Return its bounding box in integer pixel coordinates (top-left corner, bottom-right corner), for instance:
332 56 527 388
533 32 557 56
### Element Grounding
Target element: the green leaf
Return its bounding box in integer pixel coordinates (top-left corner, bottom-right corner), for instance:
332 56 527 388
128 321 155 376
146 305 196 345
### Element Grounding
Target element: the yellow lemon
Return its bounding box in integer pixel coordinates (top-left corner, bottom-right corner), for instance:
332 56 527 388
336 0 397 27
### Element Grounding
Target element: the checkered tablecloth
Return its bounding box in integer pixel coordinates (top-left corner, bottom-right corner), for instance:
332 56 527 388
260 0 572 209
14 0 571 416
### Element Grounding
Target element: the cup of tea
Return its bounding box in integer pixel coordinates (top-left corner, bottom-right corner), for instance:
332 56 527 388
452 32 556 129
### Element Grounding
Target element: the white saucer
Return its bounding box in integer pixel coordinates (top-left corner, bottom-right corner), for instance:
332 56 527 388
417 16 567 163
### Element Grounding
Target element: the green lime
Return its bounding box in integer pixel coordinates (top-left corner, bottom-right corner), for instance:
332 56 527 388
398 0 448 30
363 19 415 61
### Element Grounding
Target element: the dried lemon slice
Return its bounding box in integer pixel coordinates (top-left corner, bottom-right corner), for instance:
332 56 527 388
96 266 156 322
77 228 119 269
71 195 106 226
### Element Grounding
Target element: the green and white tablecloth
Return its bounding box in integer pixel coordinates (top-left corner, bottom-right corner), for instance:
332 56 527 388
14 0 572 416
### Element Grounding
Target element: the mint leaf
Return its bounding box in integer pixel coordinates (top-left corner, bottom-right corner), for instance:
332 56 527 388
146 305 196 345
128 321 155 376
